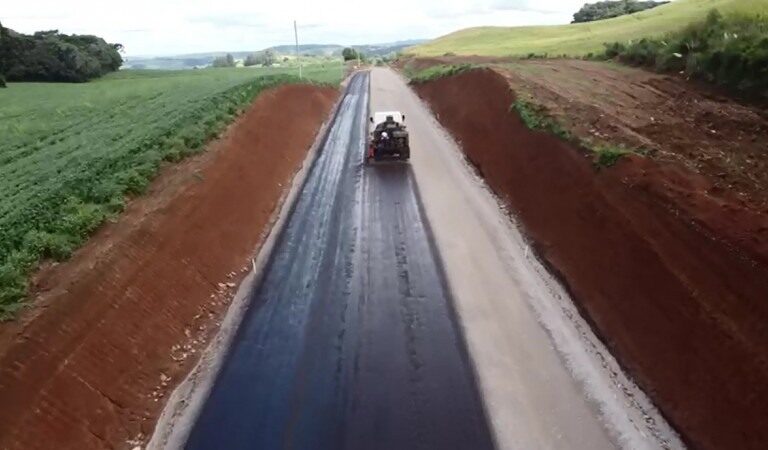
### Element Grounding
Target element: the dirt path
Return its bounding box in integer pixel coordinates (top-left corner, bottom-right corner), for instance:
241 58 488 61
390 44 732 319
0 83 337 449
411 66 768 450
370 67 682 449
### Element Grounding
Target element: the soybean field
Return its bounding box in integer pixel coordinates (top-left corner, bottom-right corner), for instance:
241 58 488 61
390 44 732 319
0 65 340 315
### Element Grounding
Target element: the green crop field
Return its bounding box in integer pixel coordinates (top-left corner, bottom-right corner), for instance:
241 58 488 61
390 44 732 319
0 65 340 314
409 0 768 57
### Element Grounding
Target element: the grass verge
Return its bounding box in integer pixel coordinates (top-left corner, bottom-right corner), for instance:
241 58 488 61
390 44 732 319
408 64 474 83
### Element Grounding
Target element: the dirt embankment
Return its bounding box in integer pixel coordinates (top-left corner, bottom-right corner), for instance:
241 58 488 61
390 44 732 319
413 67 768 450
0 83 337 449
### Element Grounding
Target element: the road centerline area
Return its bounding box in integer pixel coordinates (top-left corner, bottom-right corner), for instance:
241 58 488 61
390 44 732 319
186 72 494 450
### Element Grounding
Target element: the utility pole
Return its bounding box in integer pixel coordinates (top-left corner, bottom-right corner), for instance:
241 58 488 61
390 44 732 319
294 20 302 80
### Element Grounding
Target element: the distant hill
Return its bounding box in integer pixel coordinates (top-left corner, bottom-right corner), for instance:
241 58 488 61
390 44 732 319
353 40 428 57
408 0 766 57
266 44 343 56
123 51 254 70
122 39 428 70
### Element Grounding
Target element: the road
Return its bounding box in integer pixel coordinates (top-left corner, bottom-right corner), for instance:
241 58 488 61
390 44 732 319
185 72 494 450
369 68 681 450
184 69 682 450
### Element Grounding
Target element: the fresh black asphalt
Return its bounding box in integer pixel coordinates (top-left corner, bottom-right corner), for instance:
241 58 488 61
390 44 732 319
185 72 495 450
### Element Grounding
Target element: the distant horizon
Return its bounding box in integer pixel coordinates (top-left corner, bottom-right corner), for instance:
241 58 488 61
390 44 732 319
121 40 429 59
3 0 597 56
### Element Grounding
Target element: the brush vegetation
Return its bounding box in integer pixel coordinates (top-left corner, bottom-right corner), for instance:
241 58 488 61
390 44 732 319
0 65 339 316
603 9 768 94
592 145 634 168
512 97 638 168
511 99 572 140
408 0 768 57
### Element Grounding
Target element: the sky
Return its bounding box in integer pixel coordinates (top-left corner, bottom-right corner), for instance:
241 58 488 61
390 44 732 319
2 0 590 56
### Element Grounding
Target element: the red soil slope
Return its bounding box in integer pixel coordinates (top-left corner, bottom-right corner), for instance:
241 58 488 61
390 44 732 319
414 68 768 450
0 84 337 449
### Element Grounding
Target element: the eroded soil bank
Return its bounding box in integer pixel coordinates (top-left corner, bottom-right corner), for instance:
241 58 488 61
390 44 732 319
0 83 337 449
413 68 768 450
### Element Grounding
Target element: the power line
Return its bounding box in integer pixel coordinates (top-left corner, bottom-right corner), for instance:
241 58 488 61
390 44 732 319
294 20 302 80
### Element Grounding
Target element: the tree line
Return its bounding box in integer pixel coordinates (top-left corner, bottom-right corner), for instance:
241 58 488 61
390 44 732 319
572 0 669 23
211 50 279 68
0 21 123 85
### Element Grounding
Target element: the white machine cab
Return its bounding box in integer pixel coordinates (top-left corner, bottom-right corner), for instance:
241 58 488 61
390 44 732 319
372 111 405 126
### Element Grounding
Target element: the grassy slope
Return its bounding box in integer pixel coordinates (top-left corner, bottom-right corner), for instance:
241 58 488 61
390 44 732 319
409 0 768 57
0 65 339 314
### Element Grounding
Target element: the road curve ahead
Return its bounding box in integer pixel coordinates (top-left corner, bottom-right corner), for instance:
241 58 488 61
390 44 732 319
185 73 495 450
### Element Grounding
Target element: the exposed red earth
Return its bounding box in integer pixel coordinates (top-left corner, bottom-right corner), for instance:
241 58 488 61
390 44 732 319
412 66 768 450
0 83 338 449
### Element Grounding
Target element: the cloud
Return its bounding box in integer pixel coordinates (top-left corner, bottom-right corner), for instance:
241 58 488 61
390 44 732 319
2 0 586 56
188 14 267 29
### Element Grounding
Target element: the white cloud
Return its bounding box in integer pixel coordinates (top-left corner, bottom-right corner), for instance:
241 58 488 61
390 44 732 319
1 0 588 56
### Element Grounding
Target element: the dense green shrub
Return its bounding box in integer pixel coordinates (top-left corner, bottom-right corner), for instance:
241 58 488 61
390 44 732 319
572 0 669 24
603 9 768 94
342 47 361 61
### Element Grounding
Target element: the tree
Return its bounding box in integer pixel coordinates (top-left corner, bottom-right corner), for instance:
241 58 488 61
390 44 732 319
212 53 236 68
263 50 275 67
244 50 275 67
244 53 259 67
0 21 15 84
572 0 669 24
0 24 122 82
342 47 359 61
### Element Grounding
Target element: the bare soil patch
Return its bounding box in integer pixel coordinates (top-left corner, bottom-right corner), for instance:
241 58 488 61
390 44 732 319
0 84 337 449
413 67 768 450
496 59 768 209
396 55 515 73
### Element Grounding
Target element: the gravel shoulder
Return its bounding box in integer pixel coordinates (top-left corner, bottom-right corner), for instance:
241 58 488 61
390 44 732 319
409 63 768 450
370 67 682 449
